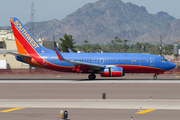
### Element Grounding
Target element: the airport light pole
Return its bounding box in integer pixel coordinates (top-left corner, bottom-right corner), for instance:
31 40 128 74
160 35 162 56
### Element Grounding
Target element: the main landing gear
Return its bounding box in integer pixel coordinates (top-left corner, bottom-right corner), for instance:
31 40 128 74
153 75 157 80
88 73 96 80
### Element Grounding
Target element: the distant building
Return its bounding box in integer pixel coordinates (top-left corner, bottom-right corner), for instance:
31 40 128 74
0 29 61 69
0 29 13 39
0 29 15 49
37 38 61 50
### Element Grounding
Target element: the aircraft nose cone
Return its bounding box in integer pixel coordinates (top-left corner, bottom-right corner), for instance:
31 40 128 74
170 62 176 69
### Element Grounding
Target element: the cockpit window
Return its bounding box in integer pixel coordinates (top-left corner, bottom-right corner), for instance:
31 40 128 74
160 59 168 62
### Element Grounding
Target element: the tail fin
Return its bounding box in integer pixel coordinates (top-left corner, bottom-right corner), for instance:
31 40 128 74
10 17 43 55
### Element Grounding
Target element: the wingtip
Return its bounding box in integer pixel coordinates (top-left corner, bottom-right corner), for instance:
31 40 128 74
68 48 73 53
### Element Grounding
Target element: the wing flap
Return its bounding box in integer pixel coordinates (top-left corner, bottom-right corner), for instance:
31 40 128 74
68 60 105 68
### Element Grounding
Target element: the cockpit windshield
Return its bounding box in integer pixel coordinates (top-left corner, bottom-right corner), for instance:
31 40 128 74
160 59 168 62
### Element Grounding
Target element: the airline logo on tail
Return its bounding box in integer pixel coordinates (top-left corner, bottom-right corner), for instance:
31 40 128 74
12 19 39 49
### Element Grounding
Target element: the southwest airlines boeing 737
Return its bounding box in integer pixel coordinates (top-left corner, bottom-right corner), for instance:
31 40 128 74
9 17 176 80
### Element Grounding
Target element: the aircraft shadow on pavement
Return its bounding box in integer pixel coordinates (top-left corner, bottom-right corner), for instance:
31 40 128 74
0 78 179 81
75 78 180 81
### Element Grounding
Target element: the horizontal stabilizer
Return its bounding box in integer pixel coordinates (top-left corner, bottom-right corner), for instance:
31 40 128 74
7 52 31 58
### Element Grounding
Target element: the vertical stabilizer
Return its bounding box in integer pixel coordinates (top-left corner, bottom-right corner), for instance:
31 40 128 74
10 17 43 55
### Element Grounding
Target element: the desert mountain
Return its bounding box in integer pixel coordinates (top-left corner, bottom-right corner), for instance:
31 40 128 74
136 19 180 44
10 0 179 44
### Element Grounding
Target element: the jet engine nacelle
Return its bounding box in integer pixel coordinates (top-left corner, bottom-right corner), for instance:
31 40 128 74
101 67 123 77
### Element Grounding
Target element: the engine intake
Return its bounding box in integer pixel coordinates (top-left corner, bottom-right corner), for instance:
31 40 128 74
101 67 123 77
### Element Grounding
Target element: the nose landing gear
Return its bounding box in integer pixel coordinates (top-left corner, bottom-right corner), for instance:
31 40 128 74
88 73 96 80
153 75 157 80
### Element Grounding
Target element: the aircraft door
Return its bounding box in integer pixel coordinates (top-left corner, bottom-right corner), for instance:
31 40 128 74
150 57 155 66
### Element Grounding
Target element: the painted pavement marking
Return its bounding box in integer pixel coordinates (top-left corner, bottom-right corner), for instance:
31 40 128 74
0 107 24 113
136 109 156 114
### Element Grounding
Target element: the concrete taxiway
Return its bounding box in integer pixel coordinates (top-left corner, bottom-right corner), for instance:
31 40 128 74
0 74 180 120
2 108 180 120
1 99 180 110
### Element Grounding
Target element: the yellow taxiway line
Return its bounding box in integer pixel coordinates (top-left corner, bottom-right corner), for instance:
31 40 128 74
136 109 156 114
0 107 24 112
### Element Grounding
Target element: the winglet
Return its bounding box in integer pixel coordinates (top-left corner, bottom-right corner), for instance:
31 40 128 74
54 47 65 61
68 48 73 53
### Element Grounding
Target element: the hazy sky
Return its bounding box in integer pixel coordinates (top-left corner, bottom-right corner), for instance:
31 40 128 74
0 0 180 26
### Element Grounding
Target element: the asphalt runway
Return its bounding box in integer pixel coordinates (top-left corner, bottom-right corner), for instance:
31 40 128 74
0 74 180 120
0 73 179 80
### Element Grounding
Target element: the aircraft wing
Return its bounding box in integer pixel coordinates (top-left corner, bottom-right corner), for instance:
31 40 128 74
67 60 105 68
54 47 105 69
7 52 31 58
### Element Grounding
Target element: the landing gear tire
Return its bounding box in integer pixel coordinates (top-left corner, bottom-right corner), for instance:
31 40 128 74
94 74 96 79
153 75 157 80
88 73 96 80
